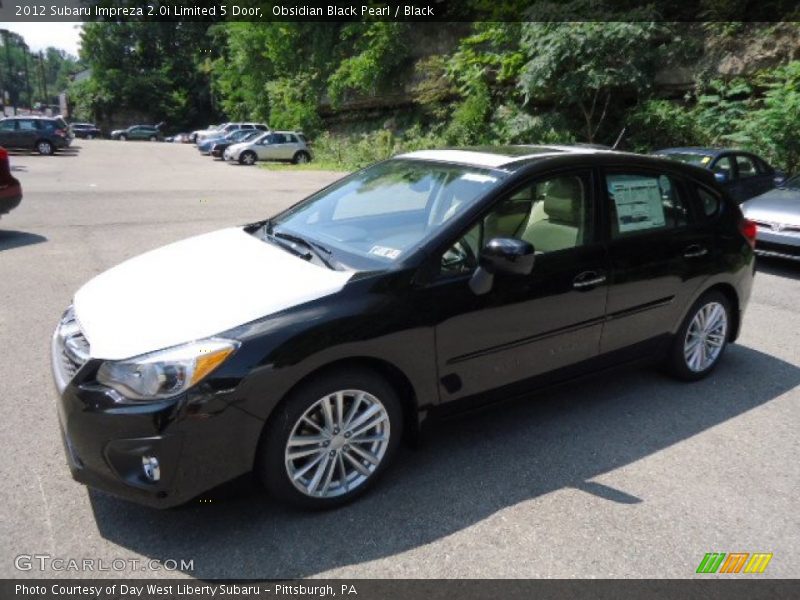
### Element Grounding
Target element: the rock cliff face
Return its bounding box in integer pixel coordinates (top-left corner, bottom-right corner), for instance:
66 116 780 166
326 23 800 117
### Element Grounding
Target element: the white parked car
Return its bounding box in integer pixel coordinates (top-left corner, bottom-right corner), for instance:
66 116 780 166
195 122 268 145
224 131 311 165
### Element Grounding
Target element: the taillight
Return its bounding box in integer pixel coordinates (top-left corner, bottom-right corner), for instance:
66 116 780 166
55 128 66 137
0 147 16 185
740 218 757 248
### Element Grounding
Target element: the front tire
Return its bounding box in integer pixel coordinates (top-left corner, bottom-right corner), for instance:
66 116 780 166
149 135 157 141
239 151 257 166
36 140 54 155
119 134 127 141
667 291 731 381
258 368 403 509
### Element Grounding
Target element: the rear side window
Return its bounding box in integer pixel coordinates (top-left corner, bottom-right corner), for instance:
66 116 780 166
18 119 40 131
0 120 14 131
606 172 688 238
696 187 721 217
735 154 759 178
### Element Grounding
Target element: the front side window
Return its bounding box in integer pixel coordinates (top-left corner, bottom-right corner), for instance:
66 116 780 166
440 172 593 275
711 156 734 179
607 172 688 238
270 159 503 269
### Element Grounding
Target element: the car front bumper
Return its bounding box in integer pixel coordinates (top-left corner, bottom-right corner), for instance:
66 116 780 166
52 335 265 508
753 224 800 260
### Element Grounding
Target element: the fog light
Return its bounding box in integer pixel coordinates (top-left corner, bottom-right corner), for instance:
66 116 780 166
142 455 160 482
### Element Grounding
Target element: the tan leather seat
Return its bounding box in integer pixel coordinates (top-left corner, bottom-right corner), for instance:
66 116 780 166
521 177 583 253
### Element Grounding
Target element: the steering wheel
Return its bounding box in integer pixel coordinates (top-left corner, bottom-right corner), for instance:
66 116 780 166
441 238 477 272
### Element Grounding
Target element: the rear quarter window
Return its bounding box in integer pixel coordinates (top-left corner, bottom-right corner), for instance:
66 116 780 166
696 186 722 218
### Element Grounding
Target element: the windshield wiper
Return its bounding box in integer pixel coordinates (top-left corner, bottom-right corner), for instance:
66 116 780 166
272 230 336 270
263 231 313 261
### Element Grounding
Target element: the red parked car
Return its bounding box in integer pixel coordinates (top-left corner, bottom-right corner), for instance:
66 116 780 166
0 147 22 219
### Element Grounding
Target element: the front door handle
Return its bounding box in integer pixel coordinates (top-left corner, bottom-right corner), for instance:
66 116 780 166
684 245 708 258
573 271 606 289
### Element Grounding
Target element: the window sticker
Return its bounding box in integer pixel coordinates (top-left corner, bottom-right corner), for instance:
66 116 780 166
369 245 402 260
609 177 666 233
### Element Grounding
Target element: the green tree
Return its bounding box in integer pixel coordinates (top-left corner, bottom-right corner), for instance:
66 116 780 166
518 15 670 142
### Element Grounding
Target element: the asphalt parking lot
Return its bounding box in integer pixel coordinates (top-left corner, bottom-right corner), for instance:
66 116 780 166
0 140 798 579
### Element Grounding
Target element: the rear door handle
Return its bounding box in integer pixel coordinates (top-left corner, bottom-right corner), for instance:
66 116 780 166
573 271 606 289
684 245 708 258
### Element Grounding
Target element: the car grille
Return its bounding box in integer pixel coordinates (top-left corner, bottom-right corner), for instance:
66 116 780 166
752 220 800 234
52 308 90 392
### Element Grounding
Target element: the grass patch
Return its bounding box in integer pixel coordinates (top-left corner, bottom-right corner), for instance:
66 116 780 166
259 160 347 172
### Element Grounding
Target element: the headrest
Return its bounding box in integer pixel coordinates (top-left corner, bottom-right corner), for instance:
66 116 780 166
543 177 582 224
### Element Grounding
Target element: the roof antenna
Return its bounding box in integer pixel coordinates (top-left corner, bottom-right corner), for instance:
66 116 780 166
612 127 626 150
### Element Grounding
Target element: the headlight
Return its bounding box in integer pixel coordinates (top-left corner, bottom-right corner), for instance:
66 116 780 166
96 338 239 400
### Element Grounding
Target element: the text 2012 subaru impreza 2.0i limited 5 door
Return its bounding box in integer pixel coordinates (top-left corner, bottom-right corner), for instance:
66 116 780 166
52 146 756 509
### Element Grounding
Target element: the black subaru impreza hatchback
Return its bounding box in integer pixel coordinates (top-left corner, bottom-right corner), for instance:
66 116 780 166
52 146 755 509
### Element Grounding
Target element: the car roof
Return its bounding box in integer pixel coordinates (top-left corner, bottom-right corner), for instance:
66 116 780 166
395 145 719 185
1 115 57 120
654 147 757 157
397 145 620 170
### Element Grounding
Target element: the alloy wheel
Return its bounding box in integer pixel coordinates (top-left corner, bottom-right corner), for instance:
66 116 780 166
37 141 53 155
683 301 728 372
284 389 390 498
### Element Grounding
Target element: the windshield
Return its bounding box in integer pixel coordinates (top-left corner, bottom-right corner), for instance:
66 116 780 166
658 152 712 166
268 159 504 270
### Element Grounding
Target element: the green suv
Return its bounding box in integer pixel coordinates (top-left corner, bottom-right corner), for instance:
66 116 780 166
110 125 163 141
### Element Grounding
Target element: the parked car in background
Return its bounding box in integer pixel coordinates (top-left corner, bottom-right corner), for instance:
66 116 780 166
0 147 22 218
190 124 221 143
0 115 73 155
224 131 311 165
195 122 268 144
110 125 163 141
51 146 755 509
210 130 263 159
166 132 192 143
197 128 258 155
741 174 800 261
653 147 784 204
71 123 102 139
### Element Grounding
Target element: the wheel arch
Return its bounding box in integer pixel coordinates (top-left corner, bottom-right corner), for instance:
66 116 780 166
699 282 742 342
253 356 420 470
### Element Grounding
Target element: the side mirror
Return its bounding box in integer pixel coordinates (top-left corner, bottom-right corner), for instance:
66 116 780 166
714 172 729 184
469 238 535 295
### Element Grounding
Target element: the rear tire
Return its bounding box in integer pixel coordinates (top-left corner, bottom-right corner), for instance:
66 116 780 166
292 151 311 165
239 151 257 166
666 291 731 381
36 140 54 155
258 368 403 509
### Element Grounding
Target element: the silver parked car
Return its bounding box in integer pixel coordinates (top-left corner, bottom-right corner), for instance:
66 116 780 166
195 122 268 144
224 131 311 165
741 174 800 261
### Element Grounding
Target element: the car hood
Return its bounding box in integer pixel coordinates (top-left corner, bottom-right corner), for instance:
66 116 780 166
227 142 249 153
742 188 800 225
73 227 354 360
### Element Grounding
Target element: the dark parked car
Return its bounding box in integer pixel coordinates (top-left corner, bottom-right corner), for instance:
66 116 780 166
0 147 22 218
209 130 262 158
52 146 755 510
71 122 102 139
110 125 163 141
653 147 784 204
0 115 73 155
197 128 258 155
